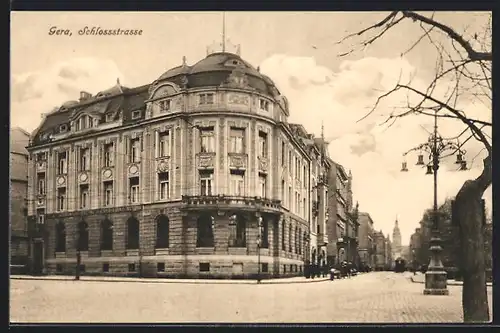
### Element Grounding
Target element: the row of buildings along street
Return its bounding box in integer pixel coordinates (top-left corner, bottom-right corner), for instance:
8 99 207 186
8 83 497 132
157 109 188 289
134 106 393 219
9 43 407 279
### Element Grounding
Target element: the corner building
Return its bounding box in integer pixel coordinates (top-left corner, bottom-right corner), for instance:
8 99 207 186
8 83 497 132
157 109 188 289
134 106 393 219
27 48 330 278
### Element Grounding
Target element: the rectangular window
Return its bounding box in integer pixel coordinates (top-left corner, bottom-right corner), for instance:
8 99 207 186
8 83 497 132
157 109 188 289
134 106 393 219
281 142 285 166
80 184 89 209
159 99 171 112
37 174 45 195
157 262 165 272
57 151 67 175
128 263 136 272
303 198 307 218
200 127 215 153
158 131 170 157
258 131 267 158
259 174 267 198
104 143 114 167
262 263 269 273
288 150 292 171
105 113 114 122
281 180 285 203
199 93 214 105
102 263 110 272
230 169 245 196
80 148 90 171
229 128 245 153
129 177 140 203
57 187 66 211
130 138 140 163
259 99 270 111
288 186 292 208
131 110 141 119
158 172 170 200
199 262 210 272
200 170 213 196
104 181 113 206
297 194 302 216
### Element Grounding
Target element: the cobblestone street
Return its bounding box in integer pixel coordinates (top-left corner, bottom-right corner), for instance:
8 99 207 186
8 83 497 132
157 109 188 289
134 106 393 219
10 272 493 323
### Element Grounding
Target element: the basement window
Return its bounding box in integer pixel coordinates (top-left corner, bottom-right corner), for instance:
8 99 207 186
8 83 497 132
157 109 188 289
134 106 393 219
157 263 165 272
262 263 268 273
102 263 110 272
56 264 63 273
128 263 136 272
199 263 210 272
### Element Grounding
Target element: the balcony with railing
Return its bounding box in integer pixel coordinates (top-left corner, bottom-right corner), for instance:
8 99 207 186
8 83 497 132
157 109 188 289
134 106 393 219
180 195 281 214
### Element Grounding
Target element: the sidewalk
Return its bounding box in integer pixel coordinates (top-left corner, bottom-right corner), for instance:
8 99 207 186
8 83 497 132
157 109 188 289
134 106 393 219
10 274 329 285
410 272 493 287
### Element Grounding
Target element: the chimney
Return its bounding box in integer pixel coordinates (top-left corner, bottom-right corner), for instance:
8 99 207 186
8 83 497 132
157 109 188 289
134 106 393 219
80 91 92 101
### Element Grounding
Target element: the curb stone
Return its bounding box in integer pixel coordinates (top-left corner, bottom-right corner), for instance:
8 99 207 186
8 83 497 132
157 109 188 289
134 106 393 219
10 275 330 285
410 274 492 287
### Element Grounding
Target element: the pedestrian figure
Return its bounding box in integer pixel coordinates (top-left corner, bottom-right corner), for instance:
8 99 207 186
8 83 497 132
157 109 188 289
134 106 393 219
330 267 335 281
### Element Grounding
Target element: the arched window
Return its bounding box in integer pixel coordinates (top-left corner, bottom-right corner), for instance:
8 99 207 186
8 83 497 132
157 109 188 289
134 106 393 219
303 231 307 257
261 217 269 248
298 227 302 255
288 224 292 252
281 220 286 251
126 217 140 250
228 214 246 247
77 221 89 251
155 214 170 248
101 219 113 251
55 221 66 252
197 214 214 247
294 226 298 253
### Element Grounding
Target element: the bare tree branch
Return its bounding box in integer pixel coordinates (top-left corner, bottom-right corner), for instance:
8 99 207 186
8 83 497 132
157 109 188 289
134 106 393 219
400 11 492 61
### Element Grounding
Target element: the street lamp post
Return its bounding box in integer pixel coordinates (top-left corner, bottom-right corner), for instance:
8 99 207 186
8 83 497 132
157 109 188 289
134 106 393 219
401 109 467 295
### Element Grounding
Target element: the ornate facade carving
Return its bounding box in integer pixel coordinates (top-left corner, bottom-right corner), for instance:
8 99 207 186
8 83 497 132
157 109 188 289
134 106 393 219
157 158 170 172
229 153 247 169
78 171 89 184
128 163 140 176
227 93 250 105
56 175 66 187
102 168 113 180
220 66 252 90
258 156 269 173
197 153 215 169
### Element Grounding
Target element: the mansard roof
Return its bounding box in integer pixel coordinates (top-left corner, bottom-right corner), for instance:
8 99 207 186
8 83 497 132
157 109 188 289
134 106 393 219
32 84 149 145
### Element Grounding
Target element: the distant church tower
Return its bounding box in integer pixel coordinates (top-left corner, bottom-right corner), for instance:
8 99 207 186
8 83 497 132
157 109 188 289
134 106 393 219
392 218 402 258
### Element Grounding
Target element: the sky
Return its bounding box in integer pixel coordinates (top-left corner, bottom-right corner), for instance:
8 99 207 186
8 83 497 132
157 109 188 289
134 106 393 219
10 11 492 244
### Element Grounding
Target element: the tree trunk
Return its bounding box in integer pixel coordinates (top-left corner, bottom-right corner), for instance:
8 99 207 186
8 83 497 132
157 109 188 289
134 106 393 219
454 156 491 323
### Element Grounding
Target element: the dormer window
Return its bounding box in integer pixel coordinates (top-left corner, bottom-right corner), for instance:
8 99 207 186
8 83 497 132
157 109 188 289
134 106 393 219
132 110 141 119
36 152 46 162
105 113 114 122
199 93 214 105
159 99 171 112
76 115 94 131
59 124 68 133
259 99 270 111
